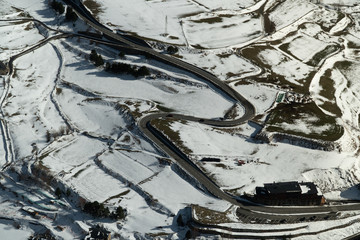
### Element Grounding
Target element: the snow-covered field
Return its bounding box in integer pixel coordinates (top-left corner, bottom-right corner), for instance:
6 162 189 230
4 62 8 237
266 0 316 30
162 119 359 195
0 21 44 60
85 0 266 48
182 11 263 49
0 0 360 239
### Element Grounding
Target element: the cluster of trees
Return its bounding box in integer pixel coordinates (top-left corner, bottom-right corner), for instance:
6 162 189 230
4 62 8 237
46 126 71 142
89 49 104 67
28 232 56 240
90 49 150 77
55 187 71 199
51 0 64 14
65 7 78 22
105 62 150 77
83 201 126 220
50 1 78 22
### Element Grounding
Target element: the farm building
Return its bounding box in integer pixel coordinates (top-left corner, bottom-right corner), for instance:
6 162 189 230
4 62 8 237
253 181 325 206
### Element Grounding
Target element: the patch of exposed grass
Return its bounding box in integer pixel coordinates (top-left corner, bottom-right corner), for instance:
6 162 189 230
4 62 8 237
222 23 237 29
214 163 228 169
226 72 238 79
146 232 170 238
55 87 62 95
73 168 86 178
191 44 206 49
266 102 343 141
104 190 130 203
115 102 141 119
218 14 235 18
38 150 52 161
319 69 335 99
216 53 232 58
241 46 315 94
169 36 179 40
191 17 223 24
224 104 241 120
11 6 23 13
348 41 360 48
334 60 353 71
334 60 355 88
307 44 340 66
279 42 291 53
83 0 103 20
319 101 342 118
263 13 275 34
192 205 232 224
318 69 342 117
9 111 20 117
234 80 251 86
150 118 192 155
213 126 243 134
157 104 175 113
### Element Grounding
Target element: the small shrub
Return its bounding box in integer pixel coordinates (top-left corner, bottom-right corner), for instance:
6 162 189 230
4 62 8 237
46 126 71 142
112 206 126 220
136 66 150 77
89 49 104 67
55 187 62 199
55 87 62 95
177 215 184 226
46 130 51 142
118 51 125 59
167 46 178 54
105 61 150 77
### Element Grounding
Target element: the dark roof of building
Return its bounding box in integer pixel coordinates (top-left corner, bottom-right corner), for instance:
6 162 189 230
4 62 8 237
264 181 301 194
259 181 320 195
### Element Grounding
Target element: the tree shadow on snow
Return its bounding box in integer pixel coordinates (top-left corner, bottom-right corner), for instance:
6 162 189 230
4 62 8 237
65 61 138 81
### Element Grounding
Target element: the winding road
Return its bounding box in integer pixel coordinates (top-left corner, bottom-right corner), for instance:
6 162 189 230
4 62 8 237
61 0 360 218
0 3 345 237
0 1 358 238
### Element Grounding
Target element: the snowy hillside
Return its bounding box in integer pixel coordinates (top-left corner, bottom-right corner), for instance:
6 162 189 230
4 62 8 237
0 0 360 239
